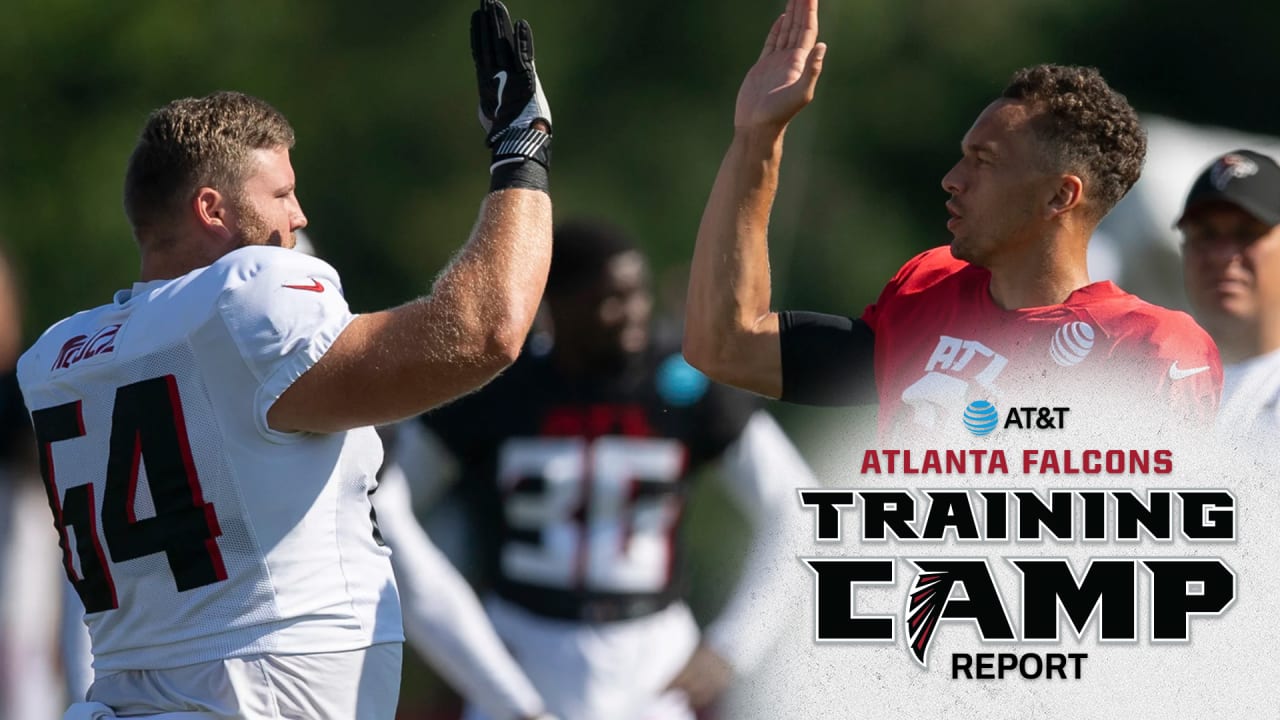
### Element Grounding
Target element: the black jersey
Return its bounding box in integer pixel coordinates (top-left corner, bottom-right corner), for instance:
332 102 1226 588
419 344 757 622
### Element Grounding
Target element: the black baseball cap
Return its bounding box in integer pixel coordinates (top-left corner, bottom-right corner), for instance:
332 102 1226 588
1178 149 1280 227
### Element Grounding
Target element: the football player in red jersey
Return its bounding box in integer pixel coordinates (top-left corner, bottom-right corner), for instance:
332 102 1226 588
684 0 1220 439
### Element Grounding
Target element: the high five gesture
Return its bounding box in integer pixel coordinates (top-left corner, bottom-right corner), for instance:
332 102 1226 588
685 0 827 398
735 0 826 131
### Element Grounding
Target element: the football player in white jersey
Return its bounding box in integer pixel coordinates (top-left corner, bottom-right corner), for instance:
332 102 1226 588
16 2 556 718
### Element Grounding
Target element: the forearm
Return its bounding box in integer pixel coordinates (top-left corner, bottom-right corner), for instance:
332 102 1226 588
685 129 785 397
704 412 810 672
348 188 551 415
430 188 552 365
397 556 546 720
374 466 547 720
267 189 550 433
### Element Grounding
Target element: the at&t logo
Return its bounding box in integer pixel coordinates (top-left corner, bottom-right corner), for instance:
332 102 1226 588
962 400 998 436
1049 321 1095 367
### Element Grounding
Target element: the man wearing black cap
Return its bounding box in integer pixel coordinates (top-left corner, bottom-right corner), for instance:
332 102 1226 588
1179 149 1280 435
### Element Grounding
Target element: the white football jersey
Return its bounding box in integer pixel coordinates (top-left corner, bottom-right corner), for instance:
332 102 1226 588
17 246 402 672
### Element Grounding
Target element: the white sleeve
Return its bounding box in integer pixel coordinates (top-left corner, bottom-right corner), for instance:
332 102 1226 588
703 410 813 674
388 420 460 510
373 456 546 720
214 248 355 440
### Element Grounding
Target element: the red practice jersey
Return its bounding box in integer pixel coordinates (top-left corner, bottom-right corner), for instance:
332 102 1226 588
861 247 1222 441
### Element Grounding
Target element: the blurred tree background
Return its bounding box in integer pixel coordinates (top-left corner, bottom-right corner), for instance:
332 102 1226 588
3 0 1277 715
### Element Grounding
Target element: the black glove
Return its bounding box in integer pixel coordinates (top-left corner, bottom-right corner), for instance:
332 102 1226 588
470 0 551 174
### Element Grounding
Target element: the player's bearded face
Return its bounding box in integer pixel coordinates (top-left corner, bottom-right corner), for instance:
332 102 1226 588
230 195 276 248
943 100 1048 266
231 147 306 250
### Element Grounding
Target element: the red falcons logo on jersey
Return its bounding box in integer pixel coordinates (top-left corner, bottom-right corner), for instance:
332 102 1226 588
51 324 121 371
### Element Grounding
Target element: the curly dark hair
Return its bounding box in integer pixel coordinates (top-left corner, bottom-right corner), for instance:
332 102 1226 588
1002 64 1146 220
124 91 295 237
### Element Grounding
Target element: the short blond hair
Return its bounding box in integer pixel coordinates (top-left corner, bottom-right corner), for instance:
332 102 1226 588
123 91 295 235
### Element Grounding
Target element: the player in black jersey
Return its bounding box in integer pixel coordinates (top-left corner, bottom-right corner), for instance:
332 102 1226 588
379 219 815 720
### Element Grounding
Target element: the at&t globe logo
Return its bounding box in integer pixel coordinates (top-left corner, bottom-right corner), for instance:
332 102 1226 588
1050 321 1095 367
963 400 999 436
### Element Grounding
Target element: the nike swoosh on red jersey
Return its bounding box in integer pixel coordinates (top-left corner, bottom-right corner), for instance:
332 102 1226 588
282 279 324 293
1168 361 1209 380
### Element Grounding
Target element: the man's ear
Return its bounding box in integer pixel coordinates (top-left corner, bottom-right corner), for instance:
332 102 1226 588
1048 174 1084 218
193 187 234 239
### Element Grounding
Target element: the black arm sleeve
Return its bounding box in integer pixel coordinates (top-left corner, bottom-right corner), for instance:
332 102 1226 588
778 311 877 406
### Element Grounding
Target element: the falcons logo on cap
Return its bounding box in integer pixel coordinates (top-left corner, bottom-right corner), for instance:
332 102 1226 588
906 569 959 667
1210 154 1259 190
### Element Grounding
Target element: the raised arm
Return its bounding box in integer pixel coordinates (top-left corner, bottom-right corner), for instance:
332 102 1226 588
269 0 554 433
269 188 550 433
683 0 826 398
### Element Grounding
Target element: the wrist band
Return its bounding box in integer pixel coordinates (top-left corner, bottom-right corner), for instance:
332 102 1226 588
490 126 551 171
490 160 550 193
488 126 552 193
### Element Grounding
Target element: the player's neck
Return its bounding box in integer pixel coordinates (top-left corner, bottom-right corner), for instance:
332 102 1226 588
985 241 1091 310
137 224 242 281
139 242 221 281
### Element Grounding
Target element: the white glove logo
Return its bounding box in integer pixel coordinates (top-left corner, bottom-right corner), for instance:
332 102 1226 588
493 71 508 116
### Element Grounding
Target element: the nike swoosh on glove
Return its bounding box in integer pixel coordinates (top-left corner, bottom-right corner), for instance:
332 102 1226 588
470 0 552 147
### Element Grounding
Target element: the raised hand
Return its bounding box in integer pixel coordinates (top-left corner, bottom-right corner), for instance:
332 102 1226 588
734 0 826 132
470 0 552 146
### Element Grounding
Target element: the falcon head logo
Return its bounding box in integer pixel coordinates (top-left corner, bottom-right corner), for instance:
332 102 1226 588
906 568 960 667
1210 154 1259 190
